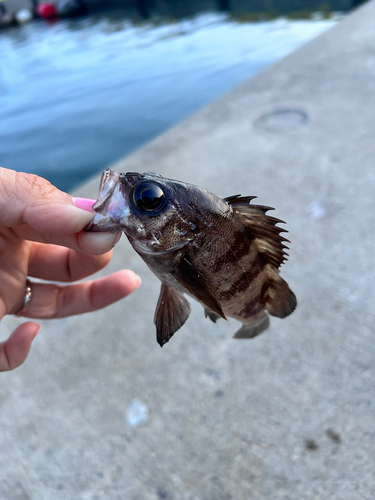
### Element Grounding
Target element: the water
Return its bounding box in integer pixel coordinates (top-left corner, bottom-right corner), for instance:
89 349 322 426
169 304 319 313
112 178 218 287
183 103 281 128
0 11 339 191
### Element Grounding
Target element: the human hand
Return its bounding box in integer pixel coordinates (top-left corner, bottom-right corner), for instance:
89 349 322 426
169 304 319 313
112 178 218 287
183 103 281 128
0 167 141 372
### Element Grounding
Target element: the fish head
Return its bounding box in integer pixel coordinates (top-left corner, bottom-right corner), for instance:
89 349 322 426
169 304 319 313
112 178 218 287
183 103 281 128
86 169 145 233
86 169 177 235
86 169 230 254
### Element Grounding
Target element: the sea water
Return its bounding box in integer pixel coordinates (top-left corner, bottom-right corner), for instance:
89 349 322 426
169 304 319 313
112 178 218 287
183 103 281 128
0 11 339 191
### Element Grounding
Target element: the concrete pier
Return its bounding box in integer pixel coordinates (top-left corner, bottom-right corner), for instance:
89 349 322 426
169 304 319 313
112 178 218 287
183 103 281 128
1 0 375 498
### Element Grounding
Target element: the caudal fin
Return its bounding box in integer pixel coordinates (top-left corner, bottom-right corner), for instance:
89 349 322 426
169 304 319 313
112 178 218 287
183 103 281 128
266 269 297 318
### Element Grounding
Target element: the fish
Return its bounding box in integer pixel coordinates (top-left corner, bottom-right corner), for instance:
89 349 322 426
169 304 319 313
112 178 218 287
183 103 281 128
86 169 297 346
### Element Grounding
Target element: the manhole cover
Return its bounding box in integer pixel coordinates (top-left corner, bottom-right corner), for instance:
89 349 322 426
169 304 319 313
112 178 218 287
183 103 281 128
254 109 308 134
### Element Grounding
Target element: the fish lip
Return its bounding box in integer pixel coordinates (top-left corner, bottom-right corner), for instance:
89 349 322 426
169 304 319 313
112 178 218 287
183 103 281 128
85 214 124 233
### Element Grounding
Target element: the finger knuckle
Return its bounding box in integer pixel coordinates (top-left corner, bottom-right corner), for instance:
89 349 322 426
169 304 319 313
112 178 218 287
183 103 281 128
50 286 64 319
18 173 55 199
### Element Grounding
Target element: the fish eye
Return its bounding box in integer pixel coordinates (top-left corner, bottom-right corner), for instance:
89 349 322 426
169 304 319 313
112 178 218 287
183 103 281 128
132 181 166 213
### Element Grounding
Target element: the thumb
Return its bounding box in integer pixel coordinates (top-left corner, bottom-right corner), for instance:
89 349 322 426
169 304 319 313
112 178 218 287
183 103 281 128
0 167 94 234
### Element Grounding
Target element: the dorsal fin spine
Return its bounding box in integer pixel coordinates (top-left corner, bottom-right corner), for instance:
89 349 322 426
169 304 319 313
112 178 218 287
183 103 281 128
225 196 290 269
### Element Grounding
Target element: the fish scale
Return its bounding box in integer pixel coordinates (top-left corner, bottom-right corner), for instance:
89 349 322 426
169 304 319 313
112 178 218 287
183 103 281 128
87 169 297 346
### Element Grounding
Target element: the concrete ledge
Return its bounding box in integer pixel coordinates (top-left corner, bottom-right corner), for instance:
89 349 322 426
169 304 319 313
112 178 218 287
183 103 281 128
1 1 375 498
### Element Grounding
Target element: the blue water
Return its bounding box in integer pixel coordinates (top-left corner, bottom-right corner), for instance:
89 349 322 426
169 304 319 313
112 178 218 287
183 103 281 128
0 11 338 191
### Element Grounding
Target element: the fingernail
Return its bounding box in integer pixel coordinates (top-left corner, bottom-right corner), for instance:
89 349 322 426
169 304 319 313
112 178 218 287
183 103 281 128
81 232 123 254
72 197 96 212
134 274 142 289
112 233 122 248
33 324 41 340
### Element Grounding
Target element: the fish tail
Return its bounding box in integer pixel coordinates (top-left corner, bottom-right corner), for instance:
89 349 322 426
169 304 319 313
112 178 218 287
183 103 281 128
233 312 270 339
266 268 297 318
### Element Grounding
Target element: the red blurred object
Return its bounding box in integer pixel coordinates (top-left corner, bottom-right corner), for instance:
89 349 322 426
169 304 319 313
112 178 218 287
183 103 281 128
37 3 58 19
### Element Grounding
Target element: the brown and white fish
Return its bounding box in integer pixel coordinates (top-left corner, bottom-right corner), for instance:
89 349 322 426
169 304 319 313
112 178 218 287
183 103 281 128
87 169 296 346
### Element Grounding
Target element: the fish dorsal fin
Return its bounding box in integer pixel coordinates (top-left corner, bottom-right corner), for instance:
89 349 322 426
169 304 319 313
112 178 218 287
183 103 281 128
154 283 191 347
226 196 297 318
226 195 289 269
172 256 227 321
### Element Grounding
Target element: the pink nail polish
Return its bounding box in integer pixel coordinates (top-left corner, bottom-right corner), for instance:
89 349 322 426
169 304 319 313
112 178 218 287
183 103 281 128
72 197 96 212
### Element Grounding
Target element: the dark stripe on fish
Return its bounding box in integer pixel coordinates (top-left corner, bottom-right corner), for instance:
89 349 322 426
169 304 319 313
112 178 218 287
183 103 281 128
211 230 251 273
220 266 264 301
238 296 264 318
238 281 270 318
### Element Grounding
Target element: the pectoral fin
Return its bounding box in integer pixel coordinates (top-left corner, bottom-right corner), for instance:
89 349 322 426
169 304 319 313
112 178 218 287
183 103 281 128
154 283 191 347
172 256 226 321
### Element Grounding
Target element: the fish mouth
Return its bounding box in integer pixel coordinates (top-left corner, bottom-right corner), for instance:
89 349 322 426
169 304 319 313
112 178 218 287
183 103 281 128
85 213 125 233
85 169 132 232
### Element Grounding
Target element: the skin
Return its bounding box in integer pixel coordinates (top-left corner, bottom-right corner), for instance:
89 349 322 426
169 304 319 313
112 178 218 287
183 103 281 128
0 167 140 372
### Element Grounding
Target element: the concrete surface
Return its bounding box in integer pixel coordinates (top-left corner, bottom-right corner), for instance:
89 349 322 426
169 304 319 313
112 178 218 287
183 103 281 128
1 1 375 499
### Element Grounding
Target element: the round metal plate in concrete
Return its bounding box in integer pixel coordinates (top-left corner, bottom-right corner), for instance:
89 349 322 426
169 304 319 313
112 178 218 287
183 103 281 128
254 108 309 134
